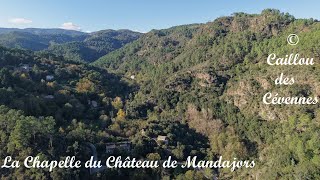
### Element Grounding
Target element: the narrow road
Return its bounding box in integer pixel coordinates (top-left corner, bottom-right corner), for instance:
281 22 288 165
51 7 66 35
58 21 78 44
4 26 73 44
86 143 107 174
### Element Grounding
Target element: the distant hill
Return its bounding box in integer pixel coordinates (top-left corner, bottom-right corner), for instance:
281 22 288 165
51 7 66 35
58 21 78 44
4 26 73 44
46 29 142 62
0 28 142 62
0 27 86 36
0 31 87 51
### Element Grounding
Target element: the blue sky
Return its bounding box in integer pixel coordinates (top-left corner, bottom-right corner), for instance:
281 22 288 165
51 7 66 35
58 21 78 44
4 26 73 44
0 0 319 32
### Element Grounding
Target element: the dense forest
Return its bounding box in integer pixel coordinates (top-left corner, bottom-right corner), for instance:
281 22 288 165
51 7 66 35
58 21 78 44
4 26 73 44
0 28 141 62
0 9 320 179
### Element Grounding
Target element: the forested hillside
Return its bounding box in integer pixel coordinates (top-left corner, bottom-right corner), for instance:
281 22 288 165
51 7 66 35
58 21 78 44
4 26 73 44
0 9 319 179
0 46 209 179
94 9 320 179
0 46 131 178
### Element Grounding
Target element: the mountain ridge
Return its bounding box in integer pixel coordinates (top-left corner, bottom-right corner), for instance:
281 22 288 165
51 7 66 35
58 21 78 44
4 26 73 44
0 28 142 62
0 27 87 36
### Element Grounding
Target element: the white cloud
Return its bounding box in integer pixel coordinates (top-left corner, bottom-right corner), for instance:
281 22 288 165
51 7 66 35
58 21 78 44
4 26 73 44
132 29 147 33
60 22 81 31
8 18 32 24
